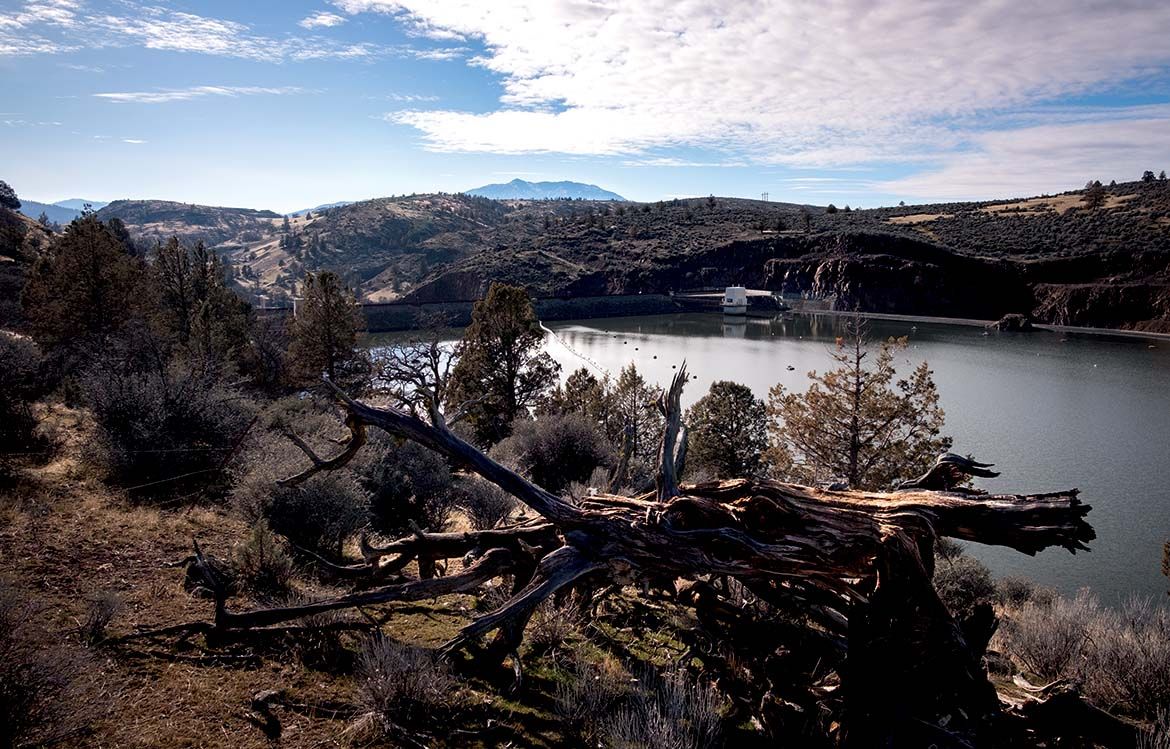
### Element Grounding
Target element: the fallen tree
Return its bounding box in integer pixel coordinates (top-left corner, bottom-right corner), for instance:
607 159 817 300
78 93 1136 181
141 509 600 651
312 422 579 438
163 364 1095 746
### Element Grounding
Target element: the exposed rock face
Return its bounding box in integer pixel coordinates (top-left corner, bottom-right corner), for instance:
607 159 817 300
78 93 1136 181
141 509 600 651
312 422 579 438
1031 282 1170 329
989 313 1034 331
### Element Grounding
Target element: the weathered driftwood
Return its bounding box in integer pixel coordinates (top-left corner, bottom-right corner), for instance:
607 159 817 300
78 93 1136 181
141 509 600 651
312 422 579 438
178 365 1093 745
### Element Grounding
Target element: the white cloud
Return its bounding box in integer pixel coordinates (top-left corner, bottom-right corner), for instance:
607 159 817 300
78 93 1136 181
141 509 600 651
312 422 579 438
351 0 1170 170
299 11 346 29
0 1 412 62
880 109 1170 200
94 85 310 104
121 138 147 143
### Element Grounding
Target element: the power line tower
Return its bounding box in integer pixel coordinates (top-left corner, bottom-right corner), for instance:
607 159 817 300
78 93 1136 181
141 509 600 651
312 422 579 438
761 192 769 202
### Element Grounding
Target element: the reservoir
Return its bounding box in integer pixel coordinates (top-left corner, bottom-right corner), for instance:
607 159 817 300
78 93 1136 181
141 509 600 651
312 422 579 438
541 312 1170 603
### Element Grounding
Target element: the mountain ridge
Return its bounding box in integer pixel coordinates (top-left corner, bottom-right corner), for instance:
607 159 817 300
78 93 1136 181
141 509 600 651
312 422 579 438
66 181 1170 332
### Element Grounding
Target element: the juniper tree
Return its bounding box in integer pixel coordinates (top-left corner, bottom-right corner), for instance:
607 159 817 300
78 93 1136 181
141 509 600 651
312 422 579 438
0 179 19 211
767 315 951 489
686 380 770 479
287 271 367 388
446 283 559 446
21 214 146 351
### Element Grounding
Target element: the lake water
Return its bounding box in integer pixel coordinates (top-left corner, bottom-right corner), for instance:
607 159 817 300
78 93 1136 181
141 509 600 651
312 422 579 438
541 312 1170 603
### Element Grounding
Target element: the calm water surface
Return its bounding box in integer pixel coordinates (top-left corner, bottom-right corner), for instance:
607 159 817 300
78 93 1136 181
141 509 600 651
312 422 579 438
541 312 1170 603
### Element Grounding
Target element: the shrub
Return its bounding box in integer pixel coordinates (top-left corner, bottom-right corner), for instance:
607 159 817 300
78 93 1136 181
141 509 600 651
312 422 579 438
1140 708 1170 749
933 552 996 618
995 590 1095 681
457 475 517 530
232 426 368 559
527 595 583 654
1081 598 1170 719
357 433 456 536
998 592 1170 720
491 413 614 495
234 524 296 597
555 653 632 741
356 637 462 728
0 332 46 478
265 474 367 559
996 575 1055 608
78 591 122 646
0 582 100 748
603 668 723 749
82 354 254 493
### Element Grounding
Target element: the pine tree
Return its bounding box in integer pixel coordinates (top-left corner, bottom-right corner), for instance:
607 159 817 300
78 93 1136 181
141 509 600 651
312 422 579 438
1082 180 1106 209
446 283 560 446
767 315 951 489
22 214 146 350
152 238 250 366
0 180 19 211
287 271 367 388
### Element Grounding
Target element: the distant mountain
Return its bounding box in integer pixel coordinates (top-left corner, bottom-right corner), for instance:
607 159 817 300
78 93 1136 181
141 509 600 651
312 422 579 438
290 201 353 217
464 178 626 201
54 198 108 211
18 200 81 225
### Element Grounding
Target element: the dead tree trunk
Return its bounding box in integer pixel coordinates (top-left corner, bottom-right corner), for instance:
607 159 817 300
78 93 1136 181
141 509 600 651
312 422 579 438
186 371 1092 745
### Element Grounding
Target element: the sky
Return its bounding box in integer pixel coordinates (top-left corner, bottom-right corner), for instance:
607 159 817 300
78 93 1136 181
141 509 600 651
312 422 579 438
3 0 1170 213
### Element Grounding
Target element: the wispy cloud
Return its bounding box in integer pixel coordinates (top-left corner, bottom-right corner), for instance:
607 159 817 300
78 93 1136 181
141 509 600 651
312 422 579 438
121 138 147 143
59 61 104 72
298 11 346 29
94 85 311 104
0 1 445 63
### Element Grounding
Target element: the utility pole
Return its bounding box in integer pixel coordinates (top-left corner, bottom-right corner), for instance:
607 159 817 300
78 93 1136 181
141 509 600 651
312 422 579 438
761 192 769 202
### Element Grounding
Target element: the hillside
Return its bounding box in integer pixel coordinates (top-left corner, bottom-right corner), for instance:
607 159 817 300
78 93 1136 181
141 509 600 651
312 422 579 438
465 178 626 201
18 200 82 225
94 181 1170 330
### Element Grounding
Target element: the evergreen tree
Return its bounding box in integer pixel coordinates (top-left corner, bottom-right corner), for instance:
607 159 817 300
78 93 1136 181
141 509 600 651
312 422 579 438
22 214 146 350
0 179 19 211
152 238 250 367
447 283 560 446
607 363 664 487
37 212 50 227
766 315 950 489
686 380 770 479
287 271 367 388
1082 180 1106 208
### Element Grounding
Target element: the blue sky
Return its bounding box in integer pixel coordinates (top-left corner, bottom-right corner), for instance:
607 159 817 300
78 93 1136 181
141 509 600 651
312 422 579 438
3 0 1170 213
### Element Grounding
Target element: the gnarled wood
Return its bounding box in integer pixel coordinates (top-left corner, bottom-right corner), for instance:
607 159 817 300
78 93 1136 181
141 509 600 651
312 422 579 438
224 371 1095 746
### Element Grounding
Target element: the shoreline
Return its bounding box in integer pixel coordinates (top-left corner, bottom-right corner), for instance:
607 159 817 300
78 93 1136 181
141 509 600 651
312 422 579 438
788 308 1170 341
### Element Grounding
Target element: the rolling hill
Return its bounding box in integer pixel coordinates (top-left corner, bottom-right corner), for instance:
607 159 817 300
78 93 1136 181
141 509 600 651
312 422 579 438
77 180 1170 331
465 178 625 201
